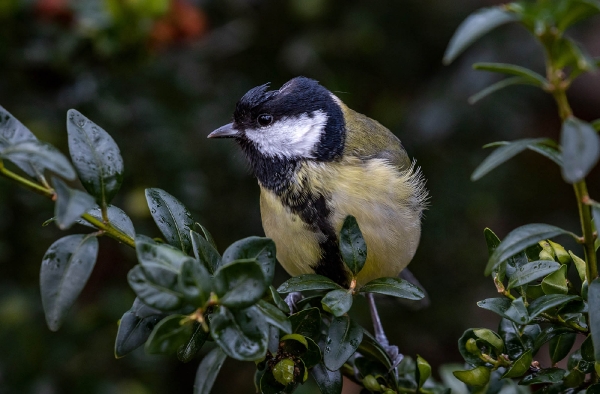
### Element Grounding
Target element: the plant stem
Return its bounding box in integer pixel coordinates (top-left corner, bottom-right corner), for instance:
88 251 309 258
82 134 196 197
0 160 136 249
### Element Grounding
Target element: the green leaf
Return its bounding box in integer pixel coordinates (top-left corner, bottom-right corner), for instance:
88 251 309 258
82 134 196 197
66 109 123 205
484 228 501 257
569 251 587 282
277 274 343 293
502 349 532 378
300 337 321 369
145 188 194 253
485 224 576 275
472 138 557 181
190 230 221 274
114 298 165 358
555 0 600 31
193 347 227 394
256 299 292 334
269 286 290 314
1 140 76 180
53 178 95 230
77 204 135 239
473 328 504 353
478 297 529 324
177 322 208 363
289 308 321 340
416 355 431 388
40 234 99 331
178 259 212 307
324 315 363 371
519 367 566 385
469 76 540 104
507 260 561 289
311 362 342 394
588 278 600 361
339 215 367 275
552 37 597 78
541 264 568 294
214 259 267 309
582 334 595 362
561 117 600 183
549 333 576 364
527 294 579 320
145 314 193 354
127 264 183 311
0 105 42 176
453 366 491 387
473 63 547 86
222 237 276 284
358 277 424 300
533 325 574 352
321 289 353 317
443 6 519 64
135 234 191 271
210 306 268 361
195 222 218 249
358 330 393 371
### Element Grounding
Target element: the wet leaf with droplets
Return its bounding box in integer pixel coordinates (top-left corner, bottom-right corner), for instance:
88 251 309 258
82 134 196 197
311 362 342 394
76 204 135 239
66 109 124 205
210 306 268 361
222 237 276 284
507 260 561 289
289 308 321 341
359 277 425 300
321 289 353 317
178 258 213 307
323 315 363 371
527 294 579 320
213 259 267 309
339 215 367 276
255 299 292 334
145 188 195 253
115 298 166 358
40 234 99 331
53 177 95 230
0 105 41 176
127 264 184 311
177 322 209 363
190 230 221 274
145 314 194 355
1 140 76 180
193 346 227 394
135 234 193 272
277 274 342 294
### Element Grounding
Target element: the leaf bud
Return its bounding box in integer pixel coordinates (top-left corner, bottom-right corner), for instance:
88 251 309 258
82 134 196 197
466 338 480 355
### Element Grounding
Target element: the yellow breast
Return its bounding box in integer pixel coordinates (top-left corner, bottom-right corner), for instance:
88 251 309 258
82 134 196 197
260 157 424 288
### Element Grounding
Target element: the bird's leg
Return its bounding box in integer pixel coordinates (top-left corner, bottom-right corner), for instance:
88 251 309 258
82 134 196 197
367 293 403 369
284 291 303 313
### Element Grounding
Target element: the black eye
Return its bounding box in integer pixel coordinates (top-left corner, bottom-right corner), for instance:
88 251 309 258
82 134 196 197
257 114 273 127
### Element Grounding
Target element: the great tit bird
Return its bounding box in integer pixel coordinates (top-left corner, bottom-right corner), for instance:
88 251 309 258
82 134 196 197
208 77 427 289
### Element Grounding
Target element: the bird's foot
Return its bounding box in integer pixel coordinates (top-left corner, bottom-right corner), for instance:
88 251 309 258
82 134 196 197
284 291 303 313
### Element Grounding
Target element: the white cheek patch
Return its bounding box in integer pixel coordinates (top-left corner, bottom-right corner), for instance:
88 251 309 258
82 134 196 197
245 110 327 159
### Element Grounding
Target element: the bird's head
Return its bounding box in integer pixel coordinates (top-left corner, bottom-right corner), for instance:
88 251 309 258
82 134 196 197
208 77 345 162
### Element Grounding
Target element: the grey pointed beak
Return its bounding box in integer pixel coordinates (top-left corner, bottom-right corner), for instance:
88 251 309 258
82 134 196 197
208 123 239 138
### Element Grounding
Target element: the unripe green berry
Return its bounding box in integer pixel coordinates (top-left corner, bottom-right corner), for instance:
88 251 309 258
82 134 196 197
362 375 381 392
272 358 295 386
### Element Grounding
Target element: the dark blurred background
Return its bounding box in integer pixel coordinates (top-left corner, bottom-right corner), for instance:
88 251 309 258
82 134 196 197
0 0 599 393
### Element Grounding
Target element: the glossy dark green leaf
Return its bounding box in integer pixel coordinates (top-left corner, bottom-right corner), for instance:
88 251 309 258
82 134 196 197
321 289 353 317
277 274 342 293
269 286 290 314
498 319 526 359
194 222 218 249
222 237 276 284
177 322 208 363
0 105 41 176
300 336 321 368
52 178 95 230
66 109 123 204
40 234 99 331
453 366 491 387
256 299 292 334
478 297 529 324
77 204 136 239
533 325 573 352
324 315 363 371
1 140 76 180
190 230 221 274
549 333 576 364
311 362 342 394
519 367 566 385
527 294 579 320
541 264 568 294
588 278 600 361
194 346 227 394
486 224 575 275
178 259 212 307
469 76 540 104
484 228 501 257
507 260 561 289
581 334 595 362
443 6 519 64
114 298 165 358
359 277 424 300
214 259 266 309
473 63 547 86
472 138 556 181
416 355 431 388
127 264 183 311
358 330 393 371
145 314 193 354
210 306 268 361
473 328 504 353
502 349 532 378
289 308 321 340
561 117 600 183
145 188 194 253
339 215 367 275
135 234 191 271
